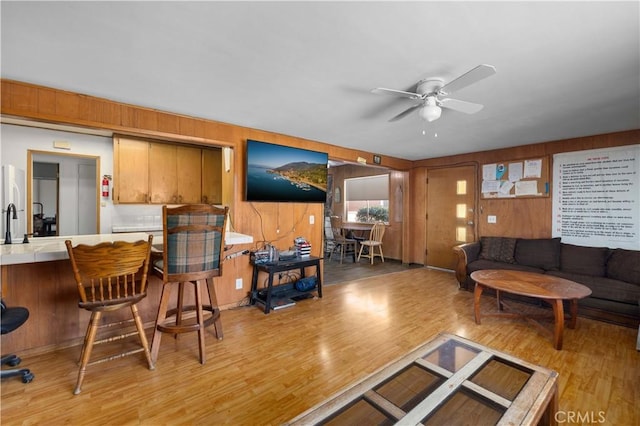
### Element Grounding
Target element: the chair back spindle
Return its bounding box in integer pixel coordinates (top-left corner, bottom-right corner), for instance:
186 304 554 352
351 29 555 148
66 239 152 308
357 222 386 264
369 222 386 243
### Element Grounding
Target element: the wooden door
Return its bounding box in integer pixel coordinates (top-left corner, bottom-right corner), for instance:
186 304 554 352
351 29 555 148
149 142 178 203
113 137 149 203
426 166 476 269
202 148 223 204
176 146 202 203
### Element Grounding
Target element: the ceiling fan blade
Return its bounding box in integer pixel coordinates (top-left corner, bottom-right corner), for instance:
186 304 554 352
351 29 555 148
439 98 484 114
372 87 423 100
438 64 496 96
389 104 421 122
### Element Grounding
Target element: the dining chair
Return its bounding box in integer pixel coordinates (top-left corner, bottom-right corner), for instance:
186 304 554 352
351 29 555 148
151 204 227 365
323 216 336 255
65 236 154 394
357 222 386 264
329 215 357 263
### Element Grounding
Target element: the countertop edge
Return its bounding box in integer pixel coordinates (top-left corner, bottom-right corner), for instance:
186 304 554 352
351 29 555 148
1 231 253 265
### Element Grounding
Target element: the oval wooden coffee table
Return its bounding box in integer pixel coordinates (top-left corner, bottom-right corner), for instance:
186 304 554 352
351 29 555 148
471 269 592 350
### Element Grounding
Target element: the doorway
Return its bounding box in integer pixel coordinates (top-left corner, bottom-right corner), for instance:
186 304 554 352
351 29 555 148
32 161 59 236
28 151 99 236
426 165 477 269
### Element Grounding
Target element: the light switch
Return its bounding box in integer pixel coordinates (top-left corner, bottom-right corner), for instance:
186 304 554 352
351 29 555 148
488 215 497 224
309 215 315 225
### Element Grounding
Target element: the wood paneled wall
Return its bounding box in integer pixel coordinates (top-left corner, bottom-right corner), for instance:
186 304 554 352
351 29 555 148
2 79 637 295
0 79 411 307
407 130 639 264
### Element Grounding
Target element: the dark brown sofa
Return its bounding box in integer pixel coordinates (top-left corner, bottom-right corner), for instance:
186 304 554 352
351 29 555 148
454 237 640 327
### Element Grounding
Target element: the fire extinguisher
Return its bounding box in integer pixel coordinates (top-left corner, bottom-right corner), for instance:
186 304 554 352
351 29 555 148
102 175 110 198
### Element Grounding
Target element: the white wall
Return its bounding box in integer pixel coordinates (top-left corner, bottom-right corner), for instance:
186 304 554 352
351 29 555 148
0 123 114 234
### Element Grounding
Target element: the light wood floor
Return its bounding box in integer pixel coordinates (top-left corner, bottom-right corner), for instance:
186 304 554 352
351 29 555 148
1 268 638 425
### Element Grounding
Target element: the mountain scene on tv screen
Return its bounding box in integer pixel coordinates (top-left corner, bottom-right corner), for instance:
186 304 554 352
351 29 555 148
247 145 328 202
270 162 327 191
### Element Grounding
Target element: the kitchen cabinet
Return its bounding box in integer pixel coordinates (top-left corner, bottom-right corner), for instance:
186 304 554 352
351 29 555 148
202 148 223 204
113 137 149 203
176 145 203 203
149 143 202 203
148 142 175 203
114 136 222 204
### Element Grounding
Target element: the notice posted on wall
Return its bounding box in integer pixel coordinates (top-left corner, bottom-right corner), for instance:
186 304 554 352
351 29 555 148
552 145 639 250
481 158 546 198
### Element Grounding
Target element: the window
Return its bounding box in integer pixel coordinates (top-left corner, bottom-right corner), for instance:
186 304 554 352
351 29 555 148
344 174 389 222
456 179 469 243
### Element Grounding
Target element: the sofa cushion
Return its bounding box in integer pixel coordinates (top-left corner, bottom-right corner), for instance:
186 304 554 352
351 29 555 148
607 249 640 286
515 238 561 270
478 237 517 263
467 259 544 275
546 270 640 305
560 243 609 277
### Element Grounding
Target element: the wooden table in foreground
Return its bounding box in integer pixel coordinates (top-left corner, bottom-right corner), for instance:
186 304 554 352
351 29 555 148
471 269 592 350
286 333 558 426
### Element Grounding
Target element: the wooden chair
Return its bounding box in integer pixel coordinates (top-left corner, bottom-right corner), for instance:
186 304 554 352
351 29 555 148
329 215 357 263
357 222 386 264
65 236 154 395
151 204 227 365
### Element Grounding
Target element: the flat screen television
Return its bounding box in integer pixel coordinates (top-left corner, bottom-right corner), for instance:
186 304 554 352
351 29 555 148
245 139 328 203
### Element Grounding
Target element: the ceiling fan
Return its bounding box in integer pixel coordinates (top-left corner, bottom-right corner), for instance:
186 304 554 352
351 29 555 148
371 64 497 123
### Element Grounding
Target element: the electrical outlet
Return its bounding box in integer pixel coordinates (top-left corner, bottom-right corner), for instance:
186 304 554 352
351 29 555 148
235 278 243 290
309 214 315 225
488 215 497 224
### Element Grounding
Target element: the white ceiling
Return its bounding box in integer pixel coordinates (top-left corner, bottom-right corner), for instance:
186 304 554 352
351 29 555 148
1 1 639 161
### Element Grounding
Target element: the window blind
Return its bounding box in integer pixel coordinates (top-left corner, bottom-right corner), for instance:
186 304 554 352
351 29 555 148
345 174 389 201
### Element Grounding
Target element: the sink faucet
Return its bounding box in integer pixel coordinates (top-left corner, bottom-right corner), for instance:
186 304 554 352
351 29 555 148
5 203 17 244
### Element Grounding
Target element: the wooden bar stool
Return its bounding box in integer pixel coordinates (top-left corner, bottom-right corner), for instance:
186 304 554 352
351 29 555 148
150 204 228 365
65 236 154 394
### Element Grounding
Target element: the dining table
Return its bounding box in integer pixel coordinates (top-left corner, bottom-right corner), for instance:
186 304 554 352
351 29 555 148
340 222 374 255
341 222 373 239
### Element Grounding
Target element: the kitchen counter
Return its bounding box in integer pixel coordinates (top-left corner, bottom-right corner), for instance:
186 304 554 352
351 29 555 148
1 231 253 265
1 229 255 354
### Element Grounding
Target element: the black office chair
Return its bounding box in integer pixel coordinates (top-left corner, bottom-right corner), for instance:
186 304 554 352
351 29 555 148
1 300 34 383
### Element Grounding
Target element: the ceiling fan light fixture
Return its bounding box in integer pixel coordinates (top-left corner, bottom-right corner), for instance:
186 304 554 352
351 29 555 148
419 98 441 122
374 64 496 123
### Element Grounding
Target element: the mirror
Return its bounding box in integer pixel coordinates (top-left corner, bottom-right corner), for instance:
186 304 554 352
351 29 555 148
27 150 99 237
